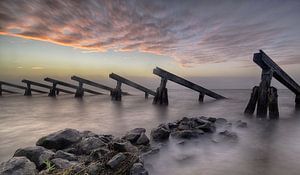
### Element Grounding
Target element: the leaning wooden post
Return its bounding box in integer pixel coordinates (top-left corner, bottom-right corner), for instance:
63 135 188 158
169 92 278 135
75 82 84 98
257 69 273 118
198 92 205 103
24 83 32 96
49 83 57 97
153 78 168 105
111 81 122 101
296 94 300 109
0 84 2 96
244 86 259 115
269 86 279 119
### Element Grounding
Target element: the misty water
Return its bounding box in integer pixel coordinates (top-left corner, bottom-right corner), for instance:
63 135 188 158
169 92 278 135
0 89 300 175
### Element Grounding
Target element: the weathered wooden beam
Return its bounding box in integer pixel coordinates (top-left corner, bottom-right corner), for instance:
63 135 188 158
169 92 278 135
244 86 259 115
44 78 103 96
0 81 47 95
254 50 300 94
2 89 19 94
111 81 122 101
109 73 156 96
153 67 226 99
296 94 300 109
256 69 273 118
22 79 75 94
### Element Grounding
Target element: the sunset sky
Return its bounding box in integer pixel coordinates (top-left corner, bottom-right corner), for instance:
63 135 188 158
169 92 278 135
0 0 300 88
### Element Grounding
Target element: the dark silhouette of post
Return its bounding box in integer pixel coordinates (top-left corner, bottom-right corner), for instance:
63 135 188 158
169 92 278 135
152 67 226 105
244 86 259 115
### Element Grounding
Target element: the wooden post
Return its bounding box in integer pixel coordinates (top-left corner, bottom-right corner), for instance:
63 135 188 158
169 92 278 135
269 86 279 119
153 78 168 105
24 83 32 96
75 82 84 98
0 84 2 96
111 81 122 101
244 86 259 115
296 94 300 109
198 92 205 103
49 83 57 97
145 92 149 99
257 69 273 118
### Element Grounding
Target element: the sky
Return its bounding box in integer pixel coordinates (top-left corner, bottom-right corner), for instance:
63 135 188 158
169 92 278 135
0 0 300 89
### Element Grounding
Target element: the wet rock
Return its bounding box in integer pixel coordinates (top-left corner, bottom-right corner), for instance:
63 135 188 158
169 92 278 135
215 118 228 126
81 130 98 138
235 120 247 128
53 150 77 161
13 146 54 169
113 141 138 153
77 136 106 154
171 129 204 139
107 153 126 169
51 158 77 169
208 117 217 123
36 128 82 150
136 133 150 145
130 163 148 175
87 162 102 175
0 157 37 175
90 148 110 160
196 122 215 133
151 127 170 141
212 130 238 143
123 128 146 143
177 123 191 130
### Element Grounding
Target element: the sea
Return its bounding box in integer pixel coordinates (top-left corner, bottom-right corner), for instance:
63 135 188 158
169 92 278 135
0 88 299 175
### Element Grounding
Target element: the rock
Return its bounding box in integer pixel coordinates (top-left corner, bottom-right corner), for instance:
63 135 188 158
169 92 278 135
177 123 190 130
151 127 170 141
113 141 138 153
106 153 126 169
36 128 82 150
87 162 102 175
171 129 204 139
51 158 77 169
81 130 98 138
235 120 247 128
130 163 148 175
78 136 106 154
53 150 77 161
0 157 37 175
123 128 146 143
13 146 54 169
136 133 150 145
208 117 217 123
196 122 215 133
215 118 228 126
90 148 110 160
212 130 238 143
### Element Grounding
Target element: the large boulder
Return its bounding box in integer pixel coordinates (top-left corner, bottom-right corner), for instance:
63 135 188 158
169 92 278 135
136 133 150 145
123 128 146 143
171 129 204 139
53 150 77 161
151 127 170 141
130 163 148 175
0 157 37 175
13 146 54 169
36 129 82 150
106 153 126 169
51 158 77 169
77 136 106 154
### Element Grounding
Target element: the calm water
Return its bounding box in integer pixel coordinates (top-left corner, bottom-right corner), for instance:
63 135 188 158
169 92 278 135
0 89 299 175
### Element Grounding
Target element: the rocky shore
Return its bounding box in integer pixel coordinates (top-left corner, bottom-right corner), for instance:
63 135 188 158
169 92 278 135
0 116 247 175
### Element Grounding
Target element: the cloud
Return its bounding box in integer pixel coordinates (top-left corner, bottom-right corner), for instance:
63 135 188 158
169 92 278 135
1 0 300 66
